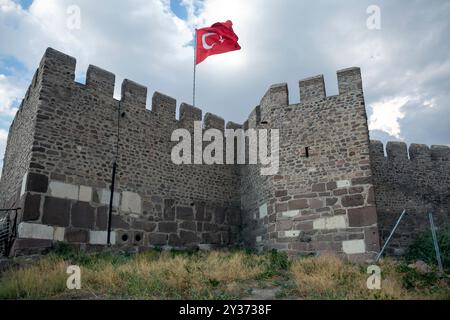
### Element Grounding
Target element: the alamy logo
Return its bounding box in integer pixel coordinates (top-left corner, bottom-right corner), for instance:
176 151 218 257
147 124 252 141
366 265 381 290
66 265 81 290
171 121 279 175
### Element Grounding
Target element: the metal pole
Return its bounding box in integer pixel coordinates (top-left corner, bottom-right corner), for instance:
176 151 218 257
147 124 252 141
107 101 121 246
376 209 406 262
193 29 197 107
428 212 443 273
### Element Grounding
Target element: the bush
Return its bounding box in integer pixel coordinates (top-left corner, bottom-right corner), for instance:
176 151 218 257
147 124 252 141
405 231 450 269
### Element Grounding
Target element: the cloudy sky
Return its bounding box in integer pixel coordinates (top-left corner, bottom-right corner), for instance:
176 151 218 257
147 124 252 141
1 0 449 170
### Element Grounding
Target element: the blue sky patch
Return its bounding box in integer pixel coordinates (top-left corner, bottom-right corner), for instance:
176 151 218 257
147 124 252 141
170 0 187 20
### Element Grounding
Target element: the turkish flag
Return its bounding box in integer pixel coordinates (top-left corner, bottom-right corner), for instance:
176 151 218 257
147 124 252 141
196 20 241 65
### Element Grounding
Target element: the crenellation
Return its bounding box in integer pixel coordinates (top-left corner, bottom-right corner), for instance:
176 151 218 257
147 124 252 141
260 83 288 110
299 74 326 101
369 140 385 160
179 102 202 131
204 112 225 131
121 79 147 109
86 65 115 97
386 141 408 160
152 91 177 121
39 47 76 84
409 143 430 162
430 145 450 161
337 67 362 94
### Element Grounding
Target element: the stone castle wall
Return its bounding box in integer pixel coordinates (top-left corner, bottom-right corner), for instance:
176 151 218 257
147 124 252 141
2 47 448 257
370 140 450 254
1 48 241 254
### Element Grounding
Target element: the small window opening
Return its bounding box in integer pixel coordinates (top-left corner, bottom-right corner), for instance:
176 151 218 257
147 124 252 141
121 234 129 242
305 147 310 158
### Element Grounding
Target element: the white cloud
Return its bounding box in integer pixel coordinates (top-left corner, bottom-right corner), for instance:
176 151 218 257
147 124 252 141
0 73 22 116
368 96 410 139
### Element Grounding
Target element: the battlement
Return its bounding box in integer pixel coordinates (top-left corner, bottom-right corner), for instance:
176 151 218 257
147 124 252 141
370 140 450 162
29 48 243 133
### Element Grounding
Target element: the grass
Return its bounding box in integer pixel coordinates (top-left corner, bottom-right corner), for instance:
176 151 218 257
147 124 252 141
0 246 448 300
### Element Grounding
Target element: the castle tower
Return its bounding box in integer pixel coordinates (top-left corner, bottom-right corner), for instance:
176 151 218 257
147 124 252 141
240 68 379 259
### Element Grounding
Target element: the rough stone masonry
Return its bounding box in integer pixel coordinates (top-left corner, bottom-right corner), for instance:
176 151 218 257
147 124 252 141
0 48 448 258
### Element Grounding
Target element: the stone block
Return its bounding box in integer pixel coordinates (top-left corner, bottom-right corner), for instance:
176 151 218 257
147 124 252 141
26 172 49 193
116 230 132 245
281 230 300 238
276 203 288 212
111 215 129 229
159 222 177 233
180 230 199 245
342 239 366 254
89 230 116 245
147 233 167 246
96 206 108 230
18 222 54 240
78 185 92 202
97 188 120 207
259 203 268 218
42 197 71 227
53 227 65 241
121 191 142 213
176 206 194 220
308 199 323 209
180 221 196 231
132 220 157 232
312 183 325 192
71 201 95 229
288 199 308 210
347 206 377 227
313 215 347 230
65 228 89 243
22 193 41 221
281 210 300 218
336 180 351 188
49 181 79 200
342 194 364 207
20 172 27 197
164 199 175 220
168 234 182 246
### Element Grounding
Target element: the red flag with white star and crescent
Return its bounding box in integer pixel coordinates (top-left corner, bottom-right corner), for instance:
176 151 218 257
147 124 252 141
195 20 241 65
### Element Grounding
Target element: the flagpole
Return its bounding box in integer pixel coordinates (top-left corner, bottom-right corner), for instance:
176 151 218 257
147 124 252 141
193 29 197 107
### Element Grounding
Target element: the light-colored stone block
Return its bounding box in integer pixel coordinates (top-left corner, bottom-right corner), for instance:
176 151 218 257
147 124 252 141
89 231 116 245
256 236 262 243
20 172 28 197
281 210 299 218
49 181 79 200
53 227 65 242
18 222 54 240
313 215 347 230
281 230 300 238
342 239 366 254
78 185 92 202
259 203 268 218
121 191 142 213
337 180 351 188
98 189 120 207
